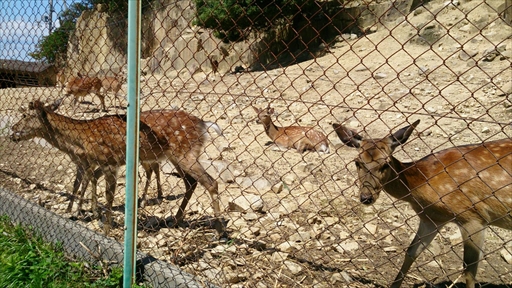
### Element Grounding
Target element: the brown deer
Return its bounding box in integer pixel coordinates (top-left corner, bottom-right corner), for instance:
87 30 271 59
253 106 330 153
64 73 106 111
100 74 124 108
10 100 225 237
333 120 512 288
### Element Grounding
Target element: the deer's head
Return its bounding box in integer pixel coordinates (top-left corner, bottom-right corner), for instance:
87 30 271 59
253 106 275 124
10 99 61 142
333 120 419 204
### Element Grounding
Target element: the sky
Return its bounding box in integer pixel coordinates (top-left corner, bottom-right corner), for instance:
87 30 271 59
0 0 78 61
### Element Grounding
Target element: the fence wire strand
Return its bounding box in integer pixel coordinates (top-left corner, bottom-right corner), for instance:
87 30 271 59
0 0 511 287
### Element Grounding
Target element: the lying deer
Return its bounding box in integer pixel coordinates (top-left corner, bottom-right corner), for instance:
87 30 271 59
64 74 106 111
253 106 330 153
333 120 512 288
11 100 225 237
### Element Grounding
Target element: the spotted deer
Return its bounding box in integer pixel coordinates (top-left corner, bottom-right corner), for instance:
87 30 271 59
100 74 124 108
64 74 106 111
253 106 330 153
10 100 225 236
333 120 512 288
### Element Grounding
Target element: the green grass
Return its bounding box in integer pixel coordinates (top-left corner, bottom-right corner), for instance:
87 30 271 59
0 215 147 288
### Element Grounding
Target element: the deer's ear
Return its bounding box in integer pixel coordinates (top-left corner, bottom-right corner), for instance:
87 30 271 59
252 106 260 114
389 120 420 150
268 108 274 114
333 123 362 148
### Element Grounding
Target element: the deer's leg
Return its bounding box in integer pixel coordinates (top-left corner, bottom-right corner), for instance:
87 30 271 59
460 222 486 288
180 159 224 237
152 162 162 199
76 168 93 214
140 162 155 208
67 164 86 213
102 166 118 235
98 93 107 112
90 168 103 219
391 219 439 288
172 164 197 224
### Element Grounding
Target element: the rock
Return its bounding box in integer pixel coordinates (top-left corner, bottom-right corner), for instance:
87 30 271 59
330 271 352 283
498 81 512 96
334 239 359 253
271 251 289 262
482 47 500 62
458 24 476 33
289 231 312 242
411 24 444 45
277 241 297 252
271 182 284 193
228 194 264 213
364 223 378 235
500 248 512 264
236 176 272 191
459 49 478 61
224 271 247 284
203 268 222 279
418 66 430 75
284 260 303 275
373 72 387 79
277 199 299 215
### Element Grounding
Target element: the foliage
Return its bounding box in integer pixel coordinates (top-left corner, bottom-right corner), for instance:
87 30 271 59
193 0 318 42
0 216 148 288
30 1 91 66
30 0 153 65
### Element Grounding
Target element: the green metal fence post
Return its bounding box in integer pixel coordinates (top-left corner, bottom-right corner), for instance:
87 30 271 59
123 0 141 287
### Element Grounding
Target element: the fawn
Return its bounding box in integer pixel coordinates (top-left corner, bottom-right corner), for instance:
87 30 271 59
11 99 225 236
333 120 511 288
253 106 329 153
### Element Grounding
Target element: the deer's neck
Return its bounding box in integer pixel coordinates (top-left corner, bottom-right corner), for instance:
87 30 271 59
382 157 416 201
39 110 86 159
261 117 281 141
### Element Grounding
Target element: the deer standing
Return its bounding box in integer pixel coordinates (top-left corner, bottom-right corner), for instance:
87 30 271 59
100 74 124 108
253 106 330 153
64 74 106 111
10 100 225 236
333 120 512 288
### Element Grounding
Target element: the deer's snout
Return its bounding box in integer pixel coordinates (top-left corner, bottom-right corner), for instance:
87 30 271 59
360 193 375 205
359 182 378 205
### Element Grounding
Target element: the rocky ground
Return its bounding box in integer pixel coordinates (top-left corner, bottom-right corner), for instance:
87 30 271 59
1 0 511 287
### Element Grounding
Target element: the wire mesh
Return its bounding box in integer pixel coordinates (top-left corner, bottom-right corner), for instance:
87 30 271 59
0 0 511 287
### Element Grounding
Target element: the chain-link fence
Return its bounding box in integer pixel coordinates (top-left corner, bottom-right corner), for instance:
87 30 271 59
1 0 511 287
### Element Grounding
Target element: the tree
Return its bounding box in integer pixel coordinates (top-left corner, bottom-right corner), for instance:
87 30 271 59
30 0 153 65
193 0 318 42
30 2 92 66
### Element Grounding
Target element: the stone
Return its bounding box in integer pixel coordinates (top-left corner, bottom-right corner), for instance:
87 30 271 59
500 248 512 264
284 260 303 275
228 194 264 213
271 251 289 262
334 239 359 253
459 49 478 61
277 199 299 215
498 81 512 96
271 182 284 193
